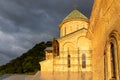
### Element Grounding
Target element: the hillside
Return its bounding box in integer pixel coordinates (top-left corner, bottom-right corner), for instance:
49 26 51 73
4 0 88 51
0 41 52 76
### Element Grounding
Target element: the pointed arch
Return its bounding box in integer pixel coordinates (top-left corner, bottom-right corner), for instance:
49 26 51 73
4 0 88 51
104 30 120 80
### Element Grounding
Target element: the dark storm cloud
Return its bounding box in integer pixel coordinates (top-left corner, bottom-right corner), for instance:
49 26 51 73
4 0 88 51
0 0 93 65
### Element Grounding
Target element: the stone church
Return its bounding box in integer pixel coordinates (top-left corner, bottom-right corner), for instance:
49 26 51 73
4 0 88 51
40 0 120 80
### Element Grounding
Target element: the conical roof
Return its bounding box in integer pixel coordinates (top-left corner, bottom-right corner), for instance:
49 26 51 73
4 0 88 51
63 9 88 21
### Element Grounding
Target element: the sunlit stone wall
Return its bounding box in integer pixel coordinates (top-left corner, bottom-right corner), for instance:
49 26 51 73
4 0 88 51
60 20 88 37
88 0 120 80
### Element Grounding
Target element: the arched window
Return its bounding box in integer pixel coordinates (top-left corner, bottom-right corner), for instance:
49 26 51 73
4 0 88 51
110 43 116 78
82 54 86 68
65 27 66 35
53 39 59 57
68 54 71 68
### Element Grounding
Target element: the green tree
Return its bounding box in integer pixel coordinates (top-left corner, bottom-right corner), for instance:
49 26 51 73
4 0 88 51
0 41 52 76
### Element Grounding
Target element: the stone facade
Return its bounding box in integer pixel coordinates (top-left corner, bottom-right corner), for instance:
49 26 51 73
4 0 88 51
88 0 120 80
40 0 120 80
40 9 93 80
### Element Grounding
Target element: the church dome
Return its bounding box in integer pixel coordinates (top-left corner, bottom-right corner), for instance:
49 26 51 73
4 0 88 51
63 9 88 21
59 9 89 29
59 9 89 37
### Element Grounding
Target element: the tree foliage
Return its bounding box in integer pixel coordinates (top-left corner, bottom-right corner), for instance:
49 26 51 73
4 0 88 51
0 41 52 76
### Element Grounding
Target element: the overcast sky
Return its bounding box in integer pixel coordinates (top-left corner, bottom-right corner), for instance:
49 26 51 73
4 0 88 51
0 0 94 66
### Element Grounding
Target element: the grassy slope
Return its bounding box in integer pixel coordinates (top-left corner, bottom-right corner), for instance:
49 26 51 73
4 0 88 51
0 41 52 76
